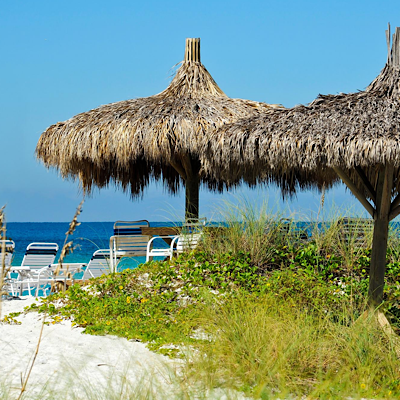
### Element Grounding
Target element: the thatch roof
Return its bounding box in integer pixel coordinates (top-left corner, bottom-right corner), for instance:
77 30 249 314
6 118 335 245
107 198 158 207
36 38 281 197
205 27 400 198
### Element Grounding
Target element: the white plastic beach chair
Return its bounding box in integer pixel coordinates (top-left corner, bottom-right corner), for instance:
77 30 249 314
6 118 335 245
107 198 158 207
82 249 118 279
110 220 151 271
8 242 59 296
146 218 206 262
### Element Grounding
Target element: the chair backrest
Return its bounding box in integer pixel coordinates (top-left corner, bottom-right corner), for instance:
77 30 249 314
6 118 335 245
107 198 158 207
111 220 151 258
278 218 308 241
0 240 15 268
338 217 373 248
176 233 202 253
181 218 207 234
21 242 59 270
83 249 115 279
113 220 150 235
112 235 152 256
176 218 207 252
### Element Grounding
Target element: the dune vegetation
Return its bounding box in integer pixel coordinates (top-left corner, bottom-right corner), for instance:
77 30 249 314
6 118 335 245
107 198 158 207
12 204 400 400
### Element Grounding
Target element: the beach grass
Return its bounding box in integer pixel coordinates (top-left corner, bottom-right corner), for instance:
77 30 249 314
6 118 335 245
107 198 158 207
185 292 400 399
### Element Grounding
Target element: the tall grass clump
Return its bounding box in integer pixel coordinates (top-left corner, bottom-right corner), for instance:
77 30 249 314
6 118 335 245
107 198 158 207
201 198 288 268
188 291 400 399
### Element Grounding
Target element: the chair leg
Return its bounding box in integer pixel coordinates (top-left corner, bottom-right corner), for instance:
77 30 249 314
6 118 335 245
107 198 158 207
7 275 15 297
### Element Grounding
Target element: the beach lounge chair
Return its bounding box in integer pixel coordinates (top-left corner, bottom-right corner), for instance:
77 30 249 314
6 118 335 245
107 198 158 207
8 242 59 296
278 218 308 241
338 217 373 248
110 220 151 271
82 249 117 279
146 218 206 262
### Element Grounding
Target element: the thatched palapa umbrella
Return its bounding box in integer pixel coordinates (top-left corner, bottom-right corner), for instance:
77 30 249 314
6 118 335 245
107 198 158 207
206 26 400 307
36 38 280 220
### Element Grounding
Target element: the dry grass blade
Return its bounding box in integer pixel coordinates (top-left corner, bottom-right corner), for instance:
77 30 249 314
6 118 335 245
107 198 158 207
53 200 84 289
16 315 46 400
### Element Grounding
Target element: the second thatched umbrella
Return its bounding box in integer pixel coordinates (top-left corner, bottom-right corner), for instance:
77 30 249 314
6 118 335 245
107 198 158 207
36 38 280 220
206 26 400 307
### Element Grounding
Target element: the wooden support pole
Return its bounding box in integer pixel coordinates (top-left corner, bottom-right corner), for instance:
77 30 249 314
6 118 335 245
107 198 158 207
389 204 400 221
368 164 394 307
170 157 186 180
390 193 400 210
333 166 375 218
389 193 400 221
169 154 201 221
354 166 377 206
185 175 200 221
180 154 201 221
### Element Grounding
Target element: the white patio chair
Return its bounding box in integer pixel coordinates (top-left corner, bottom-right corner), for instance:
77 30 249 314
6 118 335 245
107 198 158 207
82 249 118 279
110 220 151 271
146 218 206 262
47 262 87 293
8 242 59 296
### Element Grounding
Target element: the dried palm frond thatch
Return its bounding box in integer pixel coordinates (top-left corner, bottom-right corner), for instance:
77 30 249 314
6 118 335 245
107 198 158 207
36 38 283 219
207 25 400 307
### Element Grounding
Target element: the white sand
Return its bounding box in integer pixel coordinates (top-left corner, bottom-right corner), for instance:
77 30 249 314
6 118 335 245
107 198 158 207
0 297 181 399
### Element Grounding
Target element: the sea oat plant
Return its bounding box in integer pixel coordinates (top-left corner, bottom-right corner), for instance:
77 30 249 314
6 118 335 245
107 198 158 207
51 200 84 292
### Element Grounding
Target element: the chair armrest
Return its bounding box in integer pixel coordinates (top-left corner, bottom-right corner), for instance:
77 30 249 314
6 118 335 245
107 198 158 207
33 265 52 279
147 235 159 248
170 235 181 251
50 263 86 275
147 235 177 251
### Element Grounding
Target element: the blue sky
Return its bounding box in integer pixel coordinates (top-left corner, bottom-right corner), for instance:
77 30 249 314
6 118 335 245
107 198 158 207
1 0 399 222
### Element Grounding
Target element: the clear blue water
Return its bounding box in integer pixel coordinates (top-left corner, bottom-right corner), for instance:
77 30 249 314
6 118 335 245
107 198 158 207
6 221 176 269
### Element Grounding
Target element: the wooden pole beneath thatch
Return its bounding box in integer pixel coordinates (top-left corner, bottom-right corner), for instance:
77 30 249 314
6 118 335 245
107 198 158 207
185 174 200 220
329 163 398 307
334 162 398 307
368 164 393 306
183 38 201 221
